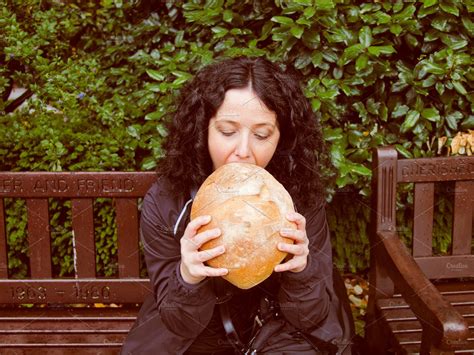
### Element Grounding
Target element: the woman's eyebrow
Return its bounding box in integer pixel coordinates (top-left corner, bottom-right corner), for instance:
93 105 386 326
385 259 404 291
214 118 239 124
214 119 276 128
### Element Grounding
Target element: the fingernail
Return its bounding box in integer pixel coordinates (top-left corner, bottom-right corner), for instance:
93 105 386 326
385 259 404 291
214 228 221 236
280 229 291 236
204 215 211 222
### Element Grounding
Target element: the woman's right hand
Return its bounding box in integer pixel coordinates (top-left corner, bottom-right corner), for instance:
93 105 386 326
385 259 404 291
179 215 228 285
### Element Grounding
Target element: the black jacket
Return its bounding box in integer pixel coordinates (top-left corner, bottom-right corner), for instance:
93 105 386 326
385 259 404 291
121 177 347 354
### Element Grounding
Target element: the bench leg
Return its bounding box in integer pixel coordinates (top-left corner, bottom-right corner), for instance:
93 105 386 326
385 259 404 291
365 256 395 354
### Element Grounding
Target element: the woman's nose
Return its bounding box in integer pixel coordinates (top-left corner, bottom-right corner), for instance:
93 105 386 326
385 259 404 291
235 133 250 158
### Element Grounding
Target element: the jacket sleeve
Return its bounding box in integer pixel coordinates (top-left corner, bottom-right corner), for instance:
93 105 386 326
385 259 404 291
277 203 334 331
140 183 217 338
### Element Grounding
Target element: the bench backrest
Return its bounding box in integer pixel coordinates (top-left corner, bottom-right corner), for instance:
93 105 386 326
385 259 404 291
373 147 474 280
0 172 156 304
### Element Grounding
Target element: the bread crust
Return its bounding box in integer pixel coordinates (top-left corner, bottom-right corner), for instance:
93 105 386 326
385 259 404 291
191 163 296 289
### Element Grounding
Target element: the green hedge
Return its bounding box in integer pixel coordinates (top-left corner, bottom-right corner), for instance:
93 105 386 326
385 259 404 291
1 0 473 276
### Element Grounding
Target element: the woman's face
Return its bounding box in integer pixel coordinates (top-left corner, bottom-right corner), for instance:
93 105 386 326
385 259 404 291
208 87 280 171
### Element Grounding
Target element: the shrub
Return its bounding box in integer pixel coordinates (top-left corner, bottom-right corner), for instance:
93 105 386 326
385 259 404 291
1 0 472 275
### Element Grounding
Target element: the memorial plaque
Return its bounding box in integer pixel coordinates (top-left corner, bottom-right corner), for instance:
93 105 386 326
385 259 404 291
0 279 151 304
398 156 474 182
0 172 157 197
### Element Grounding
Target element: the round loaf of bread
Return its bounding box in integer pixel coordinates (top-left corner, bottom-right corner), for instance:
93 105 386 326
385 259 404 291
190 163 296 289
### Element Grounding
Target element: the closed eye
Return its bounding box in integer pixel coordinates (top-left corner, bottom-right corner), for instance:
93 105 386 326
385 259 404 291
253 132 270 141
254 133 269 140
220 131 235 137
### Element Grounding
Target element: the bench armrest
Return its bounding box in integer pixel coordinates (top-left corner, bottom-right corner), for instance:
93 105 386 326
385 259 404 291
376 230 469 349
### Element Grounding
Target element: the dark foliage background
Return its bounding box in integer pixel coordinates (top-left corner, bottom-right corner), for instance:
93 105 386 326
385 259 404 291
1 0 473 278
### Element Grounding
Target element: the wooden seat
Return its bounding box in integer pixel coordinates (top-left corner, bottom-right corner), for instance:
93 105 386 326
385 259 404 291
0 172 157 353
377 282 474 353
0 307 139 353
365 147 474 354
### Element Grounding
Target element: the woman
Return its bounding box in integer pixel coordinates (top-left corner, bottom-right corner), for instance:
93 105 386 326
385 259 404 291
121 56 353 354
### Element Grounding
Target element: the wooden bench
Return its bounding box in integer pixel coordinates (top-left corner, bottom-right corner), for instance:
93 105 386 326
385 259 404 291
365 147 474 354
0 172 157 354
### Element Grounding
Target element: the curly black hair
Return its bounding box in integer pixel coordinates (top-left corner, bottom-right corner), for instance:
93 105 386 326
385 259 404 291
157 56 327 212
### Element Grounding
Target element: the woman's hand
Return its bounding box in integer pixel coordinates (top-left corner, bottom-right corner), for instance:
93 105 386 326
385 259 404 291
274 212 309 273
179 215 228 285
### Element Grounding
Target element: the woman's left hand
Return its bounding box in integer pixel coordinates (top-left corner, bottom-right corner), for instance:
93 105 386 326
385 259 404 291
274 212 309 273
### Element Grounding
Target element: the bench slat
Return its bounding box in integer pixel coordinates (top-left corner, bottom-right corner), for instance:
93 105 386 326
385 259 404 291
452 181 473 256
0 307 138 352
397 156 474 183
71 199 96 278
0 172 157 198
0 279 151 304
0 333 126 344
0 199 7 278
413 182 434 257
0 346 121 355
377 295 474 353
414 254 474 279
116 198 139 278
26 199 52 278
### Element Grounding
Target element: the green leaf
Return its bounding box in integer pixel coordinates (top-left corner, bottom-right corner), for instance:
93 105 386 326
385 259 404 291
393 4 416 22
422 75 437 87
440 1 459 16
440 34 468 50
452 81 467 95
290 26 304 39
349 163 371 177
330 142 345 167
462 16 474 36
400 110 420 133
303 7 316 18
421 61 445 75
211 26 228 38
315 0 335 10
461 115 474 129
317 88 339 100
145 111 164 120
294 54 312 69
223 10 233 22
423 0 438 7
324 127 344 141
421 107 441 122
445 111 462 130
435 82 445 95
359 26 372 47
374 11 391 25
146 69 165 81
145 83 162 93
395 144 413 159
368 45 396 57
355 54 369 71
339 43 365 65
353 102 368 123
126 125 140 139
333 67 343 79
141 157 157 170
392 104 410 118
271 16 294 26
311 98 321 111
390 24 403 35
